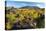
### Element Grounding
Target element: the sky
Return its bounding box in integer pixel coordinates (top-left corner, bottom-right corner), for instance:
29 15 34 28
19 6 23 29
5 1 45 8
5 0 44 3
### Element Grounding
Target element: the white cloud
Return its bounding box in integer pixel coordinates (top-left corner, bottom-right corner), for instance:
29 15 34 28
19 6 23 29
36 4 44 8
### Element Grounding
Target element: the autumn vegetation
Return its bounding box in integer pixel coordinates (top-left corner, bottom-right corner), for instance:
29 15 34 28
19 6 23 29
5 6 45 30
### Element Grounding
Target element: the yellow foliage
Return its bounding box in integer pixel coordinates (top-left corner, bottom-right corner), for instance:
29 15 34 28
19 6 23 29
6 8 44 29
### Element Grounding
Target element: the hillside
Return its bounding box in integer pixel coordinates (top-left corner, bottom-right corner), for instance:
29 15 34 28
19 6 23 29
5 6 45 30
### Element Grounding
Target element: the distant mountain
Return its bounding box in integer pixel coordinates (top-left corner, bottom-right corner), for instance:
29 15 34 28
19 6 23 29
20 6 40 9
20 6 40 8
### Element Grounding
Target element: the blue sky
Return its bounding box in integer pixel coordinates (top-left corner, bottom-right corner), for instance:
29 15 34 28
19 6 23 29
5 1 45 8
